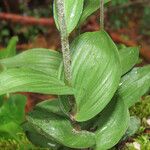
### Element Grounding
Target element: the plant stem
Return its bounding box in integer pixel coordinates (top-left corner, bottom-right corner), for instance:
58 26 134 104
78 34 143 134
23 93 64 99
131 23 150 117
100 0 104 29
56 0 72 86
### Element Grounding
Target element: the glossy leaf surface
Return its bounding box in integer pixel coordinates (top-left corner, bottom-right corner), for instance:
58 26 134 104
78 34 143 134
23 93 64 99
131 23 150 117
69 30 121 121
79 0 110 25
95 98 129 150
117 65 150 107
0 48 62 76
53 0 84 34
119 47 139 75
0 68 73 95
23 122 60 149
36 99 66 117
26 99 95 149
123 116 140 140
0 95 4 107
58 95 72 117
0 36 18 59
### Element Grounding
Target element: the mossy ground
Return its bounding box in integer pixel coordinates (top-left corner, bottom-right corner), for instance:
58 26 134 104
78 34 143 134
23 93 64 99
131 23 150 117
0 133 48 150
130 96 150 119
123 95 150 150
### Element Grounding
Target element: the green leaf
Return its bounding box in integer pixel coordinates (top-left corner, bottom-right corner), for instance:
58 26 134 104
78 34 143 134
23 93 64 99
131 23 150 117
119 47 139 75
23 122 61 150
58 95 72 117
36 99 66 117
117 65 150 107
123 116 141 140
0 68 73 96
0 94 26 139
0 48 62 76
69 30 121 122
94 97 129 150
79 0 110 25
53 0 84 34
0 95 4 107
26 99 95 149
0 36 18 59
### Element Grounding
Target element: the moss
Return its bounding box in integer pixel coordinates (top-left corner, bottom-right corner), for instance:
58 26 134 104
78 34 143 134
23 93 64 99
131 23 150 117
123 134 150 150
130 96 150 119
0 139 19 150
124 95 150 149
0 133 49 150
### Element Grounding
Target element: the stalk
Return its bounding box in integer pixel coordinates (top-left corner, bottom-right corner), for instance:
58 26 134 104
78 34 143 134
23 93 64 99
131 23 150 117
100 0 104 29
56 0 76 121
56 0 72 86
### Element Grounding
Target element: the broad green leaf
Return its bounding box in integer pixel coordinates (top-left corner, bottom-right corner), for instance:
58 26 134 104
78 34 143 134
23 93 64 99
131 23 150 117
119 47 139 75
36 99 66 117
53 0 84 34
0 63 5 73
0 48 62 77
123 116 141 140
79 0 110 25
58 95 72 117
23 122 61 150
26 99 95 149
69 30 121 122
117 65 150 107
61 147 72 150
0 95 4 107
0 94 26 139
117 44 127 50
94 97 129 150
0 68 73 96
0 36 18 59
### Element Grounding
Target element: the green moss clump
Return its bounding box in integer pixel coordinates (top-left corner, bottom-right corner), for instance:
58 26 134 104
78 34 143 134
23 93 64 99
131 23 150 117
124 95 150 150
123 134 150 150
0 133 49 150
0 138 19 150
130 96 150 119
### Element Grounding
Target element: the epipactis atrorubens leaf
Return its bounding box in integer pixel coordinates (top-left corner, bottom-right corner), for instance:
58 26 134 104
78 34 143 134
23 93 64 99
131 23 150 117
94 97 129 150
0 48 74 95
119 47 139 75
35 98 67 117
0 48 62 77
117 65 150 107
53 0 84 35
69 30 121 122
26 98 95 149
58 46 139 118
79 0 111 25
123 116 141 140
0 68 73 95
23 122 61 149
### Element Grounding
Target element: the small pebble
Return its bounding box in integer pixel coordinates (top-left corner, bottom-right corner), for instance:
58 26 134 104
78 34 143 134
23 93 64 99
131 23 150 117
146 118 150 126
133 142 141 150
